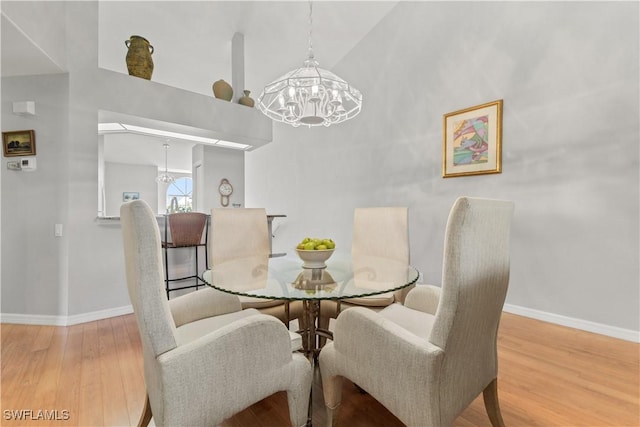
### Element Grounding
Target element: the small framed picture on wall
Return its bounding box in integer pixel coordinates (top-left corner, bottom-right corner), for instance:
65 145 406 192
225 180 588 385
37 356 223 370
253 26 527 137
442 100 502 178
2 130 36 157
123 192 140 202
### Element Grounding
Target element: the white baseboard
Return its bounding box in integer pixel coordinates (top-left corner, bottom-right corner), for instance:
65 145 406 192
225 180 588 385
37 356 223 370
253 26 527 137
503 303 640 343
2 303 638 343
1 305 133 326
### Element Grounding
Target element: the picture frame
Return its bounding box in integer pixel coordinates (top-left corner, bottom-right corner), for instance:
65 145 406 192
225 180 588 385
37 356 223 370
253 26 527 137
442 100 503 178
2 130 36 157
123 192 140 202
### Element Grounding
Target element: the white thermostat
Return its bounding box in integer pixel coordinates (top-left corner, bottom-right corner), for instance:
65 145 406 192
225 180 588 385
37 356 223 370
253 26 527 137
20 157 37 171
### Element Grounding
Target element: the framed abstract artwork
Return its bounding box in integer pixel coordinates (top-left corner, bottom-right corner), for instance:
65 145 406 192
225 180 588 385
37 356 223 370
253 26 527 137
442 100 502 178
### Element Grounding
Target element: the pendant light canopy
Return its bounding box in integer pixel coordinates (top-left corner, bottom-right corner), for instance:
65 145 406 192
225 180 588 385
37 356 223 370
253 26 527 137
156 142 175 184
257 1 362 128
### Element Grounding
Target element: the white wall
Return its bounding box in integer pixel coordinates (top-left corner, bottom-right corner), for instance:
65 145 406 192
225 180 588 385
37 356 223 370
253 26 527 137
1 2 638 338
104 162 157 217
246 2 640 334
1 73 69 316
193 144 245 212
1 1 67 71
1 1 264 322
61 1 128 317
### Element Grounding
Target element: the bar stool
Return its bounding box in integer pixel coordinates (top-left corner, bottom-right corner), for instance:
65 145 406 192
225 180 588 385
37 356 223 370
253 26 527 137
162 212 209 298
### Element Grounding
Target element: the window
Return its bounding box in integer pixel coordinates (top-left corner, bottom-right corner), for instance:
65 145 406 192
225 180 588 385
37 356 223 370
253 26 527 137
166 177 192 212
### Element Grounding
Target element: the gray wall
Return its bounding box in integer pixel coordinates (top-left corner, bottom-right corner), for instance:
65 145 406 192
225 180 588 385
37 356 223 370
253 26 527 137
104 162 158 217
1 2 638 337
246 2 640 333
0 2 252 323
1 2 261 321
201 145 245 210
1 73 69 316
1 1 67 70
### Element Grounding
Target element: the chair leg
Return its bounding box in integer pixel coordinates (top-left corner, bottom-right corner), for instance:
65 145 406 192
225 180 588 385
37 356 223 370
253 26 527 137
325 405 340 427
321 374 343 427
164 245 170 299
483 378 505 427
137 394 152 427
194 246 199 290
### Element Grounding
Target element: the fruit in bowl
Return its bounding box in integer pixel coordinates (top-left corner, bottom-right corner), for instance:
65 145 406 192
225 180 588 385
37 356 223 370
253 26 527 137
296 237 335 268
296 237 335 251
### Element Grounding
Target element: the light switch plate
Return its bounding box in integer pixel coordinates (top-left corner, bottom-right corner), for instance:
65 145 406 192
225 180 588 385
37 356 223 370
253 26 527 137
7 161 21 170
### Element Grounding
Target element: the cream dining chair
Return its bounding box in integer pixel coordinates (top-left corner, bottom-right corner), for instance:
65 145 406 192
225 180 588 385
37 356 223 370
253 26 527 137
120 200 312 427
318 207 410 336
210 208 303 325
319 197 514 427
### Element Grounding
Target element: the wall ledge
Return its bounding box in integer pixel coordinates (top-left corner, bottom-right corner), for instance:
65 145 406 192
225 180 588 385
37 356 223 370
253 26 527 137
97 69 272 150
504 303 639 343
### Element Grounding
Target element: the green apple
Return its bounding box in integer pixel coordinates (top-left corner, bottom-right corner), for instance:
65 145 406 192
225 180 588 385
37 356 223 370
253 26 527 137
321 239 335 249
298 237 336 250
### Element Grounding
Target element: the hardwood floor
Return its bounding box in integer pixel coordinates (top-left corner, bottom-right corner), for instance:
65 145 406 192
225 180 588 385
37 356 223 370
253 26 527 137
1 313 638 426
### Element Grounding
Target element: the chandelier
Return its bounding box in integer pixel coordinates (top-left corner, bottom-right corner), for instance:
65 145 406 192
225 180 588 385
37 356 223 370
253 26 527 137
156 142 175 184
257 1 362 128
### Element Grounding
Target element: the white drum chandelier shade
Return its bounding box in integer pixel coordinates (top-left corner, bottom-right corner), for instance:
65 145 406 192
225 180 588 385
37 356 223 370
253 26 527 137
257 2 362 128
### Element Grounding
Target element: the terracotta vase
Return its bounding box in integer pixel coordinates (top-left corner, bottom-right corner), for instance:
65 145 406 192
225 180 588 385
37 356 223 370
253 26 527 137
212 79 233 101
238 90 255 108
125 35 154 80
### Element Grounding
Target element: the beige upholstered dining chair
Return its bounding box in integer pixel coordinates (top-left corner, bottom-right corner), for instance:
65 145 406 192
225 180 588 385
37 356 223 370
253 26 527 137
319 207 410 334
121 200 312 427
210 207 303 324
319 197 514 427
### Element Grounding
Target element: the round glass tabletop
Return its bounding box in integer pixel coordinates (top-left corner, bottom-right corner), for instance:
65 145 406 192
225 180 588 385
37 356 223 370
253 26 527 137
202 252 419 301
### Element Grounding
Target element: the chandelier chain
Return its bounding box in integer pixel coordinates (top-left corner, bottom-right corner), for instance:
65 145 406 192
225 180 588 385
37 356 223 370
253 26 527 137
307 1 314 59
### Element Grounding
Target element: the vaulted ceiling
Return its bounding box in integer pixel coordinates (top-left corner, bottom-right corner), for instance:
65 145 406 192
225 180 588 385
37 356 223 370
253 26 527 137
3 1 397 96
1 1 397 170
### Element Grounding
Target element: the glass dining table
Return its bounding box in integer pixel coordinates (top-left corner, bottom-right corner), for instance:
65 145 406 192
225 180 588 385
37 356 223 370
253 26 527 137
201 252 419 358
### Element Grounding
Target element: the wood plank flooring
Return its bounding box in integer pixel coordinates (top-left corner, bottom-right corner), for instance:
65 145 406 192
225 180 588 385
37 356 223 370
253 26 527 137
1 313 638 426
